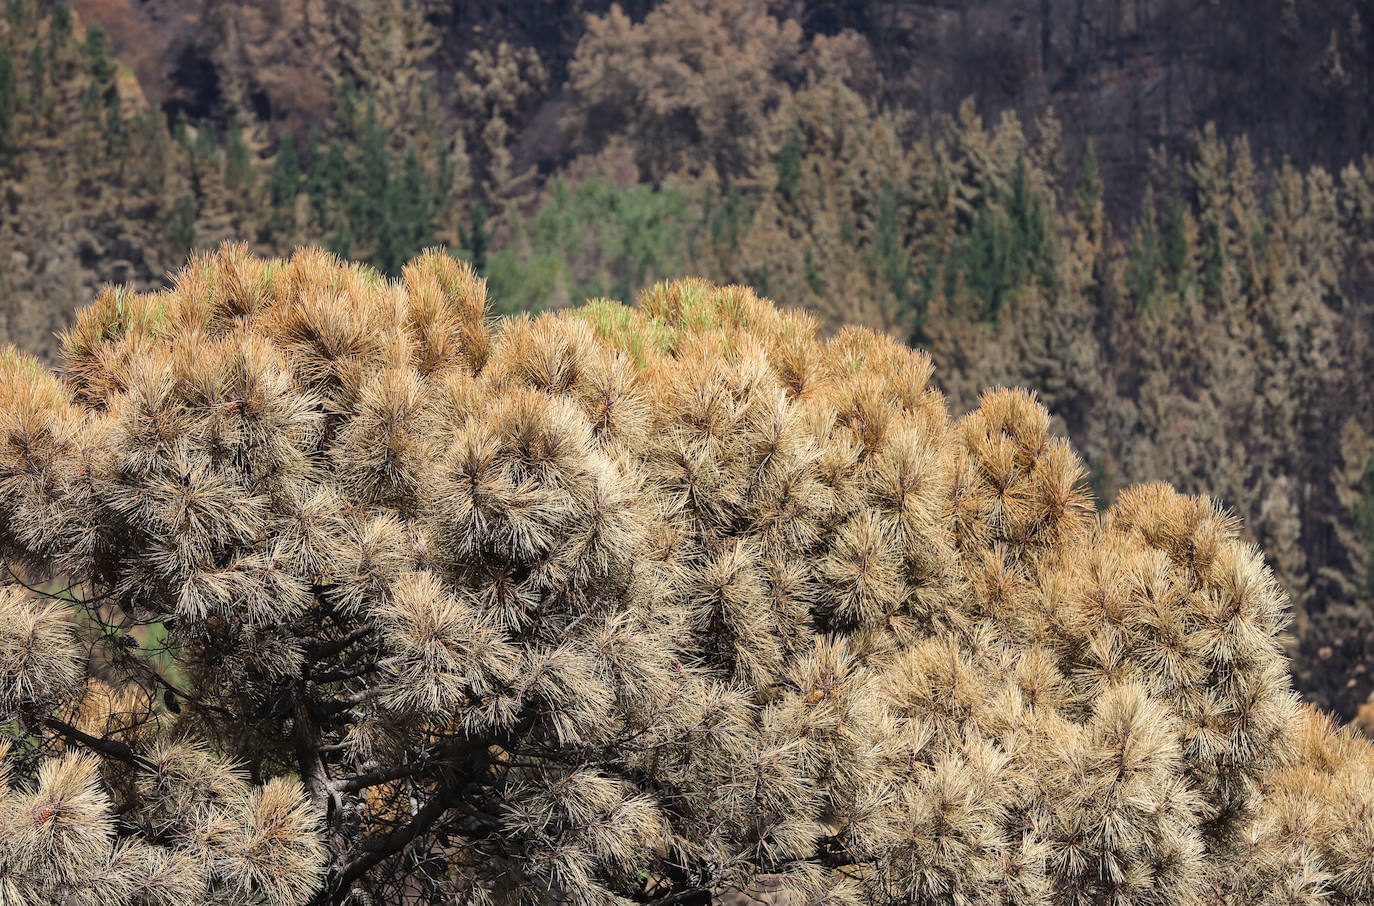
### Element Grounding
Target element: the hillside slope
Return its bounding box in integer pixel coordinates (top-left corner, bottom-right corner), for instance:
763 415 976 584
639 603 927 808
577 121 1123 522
3 0 1374 721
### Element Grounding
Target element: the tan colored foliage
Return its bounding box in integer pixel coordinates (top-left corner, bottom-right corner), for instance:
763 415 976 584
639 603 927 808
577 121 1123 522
1 246 1372 904
456 41 548 202
1 3 1369 740
563 0 803 182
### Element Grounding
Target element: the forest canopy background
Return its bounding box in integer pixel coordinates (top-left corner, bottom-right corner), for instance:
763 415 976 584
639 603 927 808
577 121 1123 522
1 0 1374 719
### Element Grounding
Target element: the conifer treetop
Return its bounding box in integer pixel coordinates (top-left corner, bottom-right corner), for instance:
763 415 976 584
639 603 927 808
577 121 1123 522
0 243 1370 906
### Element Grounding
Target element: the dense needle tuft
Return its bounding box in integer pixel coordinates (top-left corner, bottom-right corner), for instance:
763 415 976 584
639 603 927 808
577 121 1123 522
0 246 1368 905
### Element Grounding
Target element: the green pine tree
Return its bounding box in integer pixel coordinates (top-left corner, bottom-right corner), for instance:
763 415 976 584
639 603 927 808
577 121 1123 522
84 24 112 87
354 97 391 253
1008 150 1054 287
1126 186 1163 314
1198 212 1225 306
874 184 913 317
4 0 28 28
1162 173 1193 295
50 0 71 33
104 92 130 171
48 1 72 70
709 187 742 249
776 126 803 203
303 126 324 208
225 118 255 195
165 193 197 258
78 24 113 150
329 215 353 260
270 131 301 208
26 42 44 109
1077 139 1102 220
435 138 455 210
462 198 491 271
803 245 824 295
395 146 433 261
949 197 1016 320
374 147 433 278
314 137 349 227
374 201 403 277
0 46 14 160
267 131 302 241
180 120 216 199
335 79 359 139
1357 452 1374 606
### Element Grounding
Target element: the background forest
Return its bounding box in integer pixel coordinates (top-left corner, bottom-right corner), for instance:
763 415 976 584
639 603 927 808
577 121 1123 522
2 0 1374 721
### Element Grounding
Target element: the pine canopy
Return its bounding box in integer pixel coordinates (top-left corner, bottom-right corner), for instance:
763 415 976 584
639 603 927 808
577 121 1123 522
0 244 1371 906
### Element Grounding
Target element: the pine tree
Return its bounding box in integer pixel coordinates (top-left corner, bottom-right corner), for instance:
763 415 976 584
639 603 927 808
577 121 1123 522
224 118 255 196
177 117 216 200
334 78 358 139
1162 173 1194 295
174 112 199 193
0 46 14 160
103 92 129 162
171 110 188 147
564 0 797 181
83 24 112 89
164 193 197 257
709 186 743 249
430 130 472 250
302 126 325 214
394 145 432 258
328 216 353 260
308 137 350 246
48 1 72 65
1189 127 1242 309
25 42 44 111
461 196 491 270
267 131 301 242
1008 150 1053 288
355 97 390 250
269 131 301 209
1126 186 1163 314
873 183 913 319
1355 452 1374 605
775 125 803 203
4 0 27 28
315 137 348 207
2 247 1372 906
1076 138 1104 244
945 196 1017 321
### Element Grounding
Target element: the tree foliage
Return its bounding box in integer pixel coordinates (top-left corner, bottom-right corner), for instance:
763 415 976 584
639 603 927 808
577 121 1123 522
563 0 802 182
2 0 1374 728
2 246 1374 905
0 44 14 158
484 176 693 314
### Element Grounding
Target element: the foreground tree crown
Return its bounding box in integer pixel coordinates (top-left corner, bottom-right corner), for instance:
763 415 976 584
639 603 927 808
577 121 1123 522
0 244 1371 906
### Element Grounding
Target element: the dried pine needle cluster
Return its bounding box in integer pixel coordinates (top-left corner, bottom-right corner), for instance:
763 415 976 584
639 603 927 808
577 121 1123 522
1 244 1371 906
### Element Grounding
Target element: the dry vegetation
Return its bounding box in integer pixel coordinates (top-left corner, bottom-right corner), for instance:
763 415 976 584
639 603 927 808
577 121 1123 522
6 2 1374 724
2 245 1374 905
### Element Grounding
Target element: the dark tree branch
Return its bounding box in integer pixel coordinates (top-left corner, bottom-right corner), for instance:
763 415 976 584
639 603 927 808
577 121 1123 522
318 688 381 714
106 640 236 717
303 622 376 662
293 692 339 832
643 885 713 906
4 565 112 608
320 785 459 904
330 758 436 795
43 717 155 771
